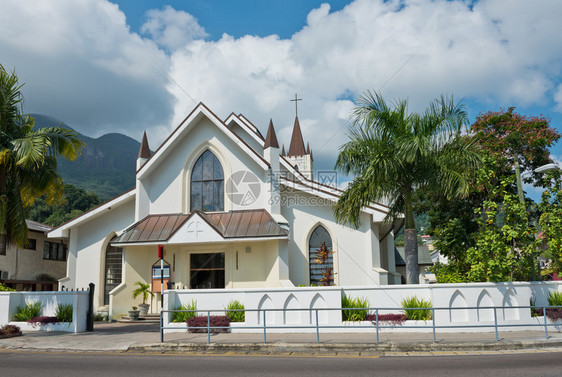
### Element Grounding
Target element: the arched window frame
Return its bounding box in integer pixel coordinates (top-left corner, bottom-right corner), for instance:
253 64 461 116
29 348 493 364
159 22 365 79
308 225 334 286
104 245 123 306
190 150 224 212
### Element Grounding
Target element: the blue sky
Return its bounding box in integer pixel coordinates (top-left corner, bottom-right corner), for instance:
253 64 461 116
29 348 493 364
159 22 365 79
115 0 350 39
1 0 561 200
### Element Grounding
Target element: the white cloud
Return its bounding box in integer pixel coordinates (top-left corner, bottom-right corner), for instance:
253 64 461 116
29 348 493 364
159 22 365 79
0 0 173 140
164 0 562 170
2 0 562 172
141 5 207 51
555 85 562 112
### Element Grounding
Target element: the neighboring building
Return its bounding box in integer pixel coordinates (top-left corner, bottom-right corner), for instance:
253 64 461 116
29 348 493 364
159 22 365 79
48 103 402 318
0 220 67 291
394 245 434 284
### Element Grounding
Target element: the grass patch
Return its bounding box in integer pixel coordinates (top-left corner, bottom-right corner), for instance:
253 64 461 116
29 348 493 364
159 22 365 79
401 296 432 321
225 300 245 322
172 300 197 323
13 302 42 321
341 294 369 321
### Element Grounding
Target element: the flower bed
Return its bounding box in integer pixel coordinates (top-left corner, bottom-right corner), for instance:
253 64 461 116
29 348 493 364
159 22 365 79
187 316 230 333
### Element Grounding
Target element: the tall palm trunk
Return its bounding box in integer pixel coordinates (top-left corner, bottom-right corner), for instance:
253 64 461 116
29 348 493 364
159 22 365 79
404 189 419 284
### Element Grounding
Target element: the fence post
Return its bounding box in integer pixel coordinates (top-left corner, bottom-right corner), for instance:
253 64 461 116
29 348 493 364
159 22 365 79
315 309 319 344
86 283 94 332
263 310 267 343
493 307 498 342
432 308 436 343
543 307 549 340
160 310 164 343
207 311 211 343
376 309 379 344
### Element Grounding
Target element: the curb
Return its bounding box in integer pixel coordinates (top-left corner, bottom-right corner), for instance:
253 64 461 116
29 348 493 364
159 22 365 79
127 339 562 355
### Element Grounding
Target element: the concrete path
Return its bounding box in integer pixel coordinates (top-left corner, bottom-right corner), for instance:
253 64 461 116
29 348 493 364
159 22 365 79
1 322 561 355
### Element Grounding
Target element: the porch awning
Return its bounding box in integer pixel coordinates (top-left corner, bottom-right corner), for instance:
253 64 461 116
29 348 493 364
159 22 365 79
111 209 288 245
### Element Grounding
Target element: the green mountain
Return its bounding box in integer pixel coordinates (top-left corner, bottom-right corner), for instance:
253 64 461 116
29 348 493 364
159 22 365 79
31 114 139 200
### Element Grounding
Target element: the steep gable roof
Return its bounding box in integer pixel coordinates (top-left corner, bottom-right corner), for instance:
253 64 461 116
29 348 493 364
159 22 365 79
137 103 270 180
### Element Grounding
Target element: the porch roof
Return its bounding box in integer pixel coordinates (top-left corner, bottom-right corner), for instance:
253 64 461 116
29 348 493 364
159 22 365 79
111 209 288 244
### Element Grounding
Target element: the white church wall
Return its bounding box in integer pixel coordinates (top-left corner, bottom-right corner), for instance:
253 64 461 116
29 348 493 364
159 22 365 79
139 117 271 216
280 190 379 287
69 199 135 307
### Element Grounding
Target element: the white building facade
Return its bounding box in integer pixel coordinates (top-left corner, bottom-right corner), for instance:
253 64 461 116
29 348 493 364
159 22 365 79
48 103 401 318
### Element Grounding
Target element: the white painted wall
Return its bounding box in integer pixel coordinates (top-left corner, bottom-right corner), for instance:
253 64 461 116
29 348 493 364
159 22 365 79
163 282 562 334
138 117 271 215
0 291 89 333
65 198 135 308
280 189 390 287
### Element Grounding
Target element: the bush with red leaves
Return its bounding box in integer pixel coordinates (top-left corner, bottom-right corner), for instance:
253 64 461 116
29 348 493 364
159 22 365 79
0 324 22 336
534 308 562 321
187 316 230 333
366 313 407 326
27 316 59 327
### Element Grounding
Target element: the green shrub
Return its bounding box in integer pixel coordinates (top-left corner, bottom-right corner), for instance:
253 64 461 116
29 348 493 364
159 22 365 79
341 294 369 321
13 302 42 321
172 300 197 323
94 312 107 321
55 303 73 323
401 296 432 321
225 300 245 322
0 282 14 292
547 291 562 307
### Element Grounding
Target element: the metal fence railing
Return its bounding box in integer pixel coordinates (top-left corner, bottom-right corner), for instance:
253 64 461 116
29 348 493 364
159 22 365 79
159 305 562 344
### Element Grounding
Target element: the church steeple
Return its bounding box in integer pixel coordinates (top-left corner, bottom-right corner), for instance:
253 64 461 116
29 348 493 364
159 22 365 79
264 119 279 149
138 131 151 159
287 117 306 157
137 131 151 170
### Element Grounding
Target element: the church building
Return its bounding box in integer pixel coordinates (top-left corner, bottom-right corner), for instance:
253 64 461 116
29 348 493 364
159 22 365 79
48 103 402 317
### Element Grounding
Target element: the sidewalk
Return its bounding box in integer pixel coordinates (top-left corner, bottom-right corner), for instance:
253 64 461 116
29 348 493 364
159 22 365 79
1 322 561 355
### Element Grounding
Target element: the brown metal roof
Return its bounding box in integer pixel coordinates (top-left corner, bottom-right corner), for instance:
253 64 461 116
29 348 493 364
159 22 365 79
287 117 306 157
202 209 288 238
264 119 279 149
111 214 189 244
111 209 287 244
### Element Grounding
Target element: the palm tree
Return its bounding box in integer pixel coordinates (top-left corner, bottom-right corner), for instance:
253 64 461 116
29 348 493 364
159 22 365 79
132 281 154 305
0 64 83 247
335 91 481 284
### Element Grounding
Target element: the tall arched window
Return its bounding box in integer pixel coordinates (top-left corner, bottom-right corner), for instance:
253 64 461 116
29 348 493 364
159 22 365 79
309 225 333 286
104 245 123 305
190 150 224 212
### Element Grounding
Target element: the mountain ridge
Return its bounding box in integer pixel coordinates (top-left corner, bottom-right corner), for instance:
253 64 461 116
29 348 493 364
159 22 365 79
31 113 139 200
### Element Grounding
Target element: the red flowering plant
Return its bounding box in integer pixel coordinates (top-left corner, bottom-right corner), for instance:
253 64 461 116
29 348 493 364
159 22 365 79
314 242 334 286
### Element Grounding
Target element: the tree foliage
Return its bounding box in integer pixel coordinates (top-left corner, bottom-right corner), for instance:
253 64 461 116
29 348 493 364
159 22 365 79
425 107 560 282
536 170 562 276
336 91 480 284
0 64 83 246
25 183 102 227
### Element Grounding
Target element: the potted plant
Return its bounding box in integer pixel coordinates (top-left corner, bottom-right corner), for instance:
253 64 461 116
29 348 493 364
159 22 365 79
132 281 154 316
128 306 140 321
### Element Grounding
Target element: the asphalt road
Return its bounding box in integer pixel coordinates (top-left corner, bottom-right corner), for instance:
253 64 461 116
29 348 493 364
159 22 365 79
1 350 561 376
